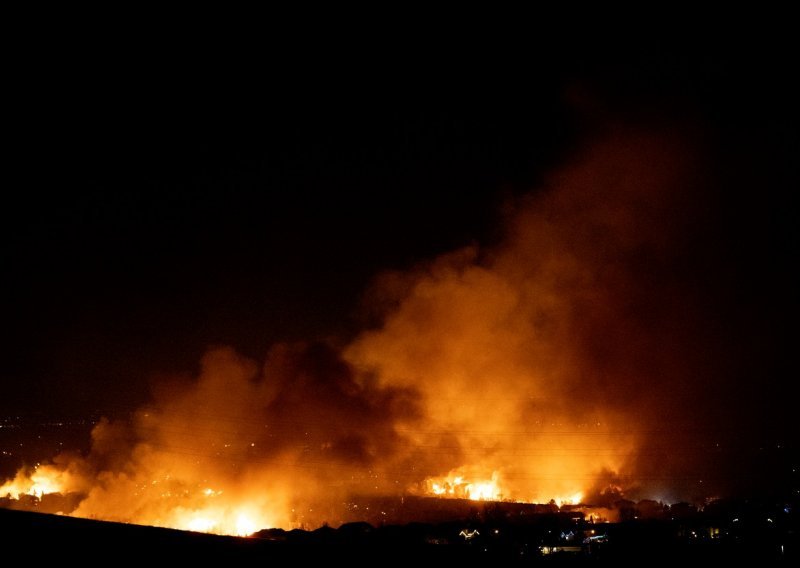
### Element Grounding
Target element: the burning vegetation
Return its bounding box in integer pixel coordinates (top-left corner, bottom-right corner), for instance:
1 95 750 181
2 129 736 535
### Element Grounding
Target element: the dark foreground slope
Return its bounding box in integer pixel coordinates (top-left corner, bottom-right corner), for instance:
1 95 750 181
1 506 796 564
0 508 477 563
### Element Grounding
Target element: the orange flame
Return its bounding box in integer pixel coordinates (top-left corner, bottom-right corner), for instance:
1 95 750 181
426 471 503 501
0 465 70 499
1 134 702 533
423 469 585 505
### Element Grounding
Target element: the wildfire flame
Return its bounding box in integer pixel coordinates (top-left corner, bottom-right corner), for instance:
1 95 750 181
1 132 707 535
423 469 584 506
427 471 503 501
555 492 584 507
0 465 69 499
175 504 262 537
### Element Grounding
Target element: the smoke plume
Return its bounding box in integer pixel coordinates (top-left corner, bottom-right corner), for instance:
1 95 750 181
3 125 741 531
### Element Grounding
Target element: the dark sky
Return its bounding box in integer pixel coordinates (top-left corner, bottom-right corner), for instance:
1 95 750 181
2 38 797 421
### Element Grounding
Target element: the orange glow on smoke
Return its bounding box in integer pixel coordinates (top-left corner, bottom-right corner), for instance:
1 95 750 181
0 132 703 535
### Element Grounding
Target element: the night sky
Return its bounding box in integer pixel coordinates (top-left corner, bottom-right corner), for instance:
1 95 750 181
2 36 797 439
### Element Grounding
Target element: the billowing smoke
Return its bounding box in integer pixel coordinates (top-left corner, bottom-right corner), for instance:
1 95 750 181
345 125 717 505
18 344 421 532
3 125 740 531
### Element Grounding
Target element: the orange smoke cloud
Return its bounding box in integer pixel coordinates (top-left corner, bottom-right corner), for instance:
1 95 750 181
345 127 705 504
2 126 719 531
